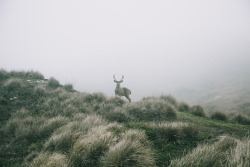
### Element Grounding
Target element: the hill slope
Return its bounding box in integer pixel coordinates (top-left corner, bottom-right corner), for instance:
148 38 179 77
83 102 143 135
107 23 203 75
0 70 249 167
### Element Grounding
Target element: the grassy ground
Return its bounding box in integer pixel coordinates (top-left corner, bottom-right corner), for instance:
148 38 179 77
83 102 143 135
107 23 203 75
0 69 249 167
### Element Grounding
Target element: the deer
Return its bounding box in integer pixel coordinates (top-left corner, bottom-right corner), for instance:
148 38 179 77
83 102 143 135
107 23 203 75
113 75 131 103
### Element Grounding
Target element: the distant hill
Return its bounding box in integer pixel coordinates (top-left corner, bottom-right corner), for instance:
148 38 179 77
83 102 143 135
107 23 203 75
0 69 249 167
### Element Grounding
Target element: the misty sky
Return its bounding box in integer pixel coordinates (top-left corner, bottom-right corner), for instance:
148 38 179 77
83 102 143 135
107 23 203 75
1 0 250 101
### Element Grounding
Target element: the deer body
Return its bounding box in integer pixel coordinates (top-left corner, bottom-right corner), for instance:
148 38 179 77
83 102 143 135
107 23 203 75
113 75 131 103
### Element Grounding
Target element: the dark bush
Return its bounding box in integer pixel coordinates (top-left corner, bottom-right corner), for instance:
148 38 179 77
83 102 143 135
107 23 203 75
211 111 227 121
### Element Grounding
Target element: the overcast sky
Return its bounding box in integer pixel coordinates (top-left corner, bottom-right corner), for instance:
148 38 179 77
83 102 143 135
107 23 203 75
1 0 250 101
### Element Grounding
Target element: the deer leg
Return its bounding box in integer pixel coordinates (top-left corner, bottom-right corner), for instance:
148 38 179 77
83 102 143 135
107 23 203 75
125 95 131 103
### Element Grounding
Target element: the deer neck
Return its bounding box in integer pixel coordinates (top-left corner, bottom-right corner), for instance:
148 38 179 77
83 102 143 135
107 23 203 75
116 83 121 89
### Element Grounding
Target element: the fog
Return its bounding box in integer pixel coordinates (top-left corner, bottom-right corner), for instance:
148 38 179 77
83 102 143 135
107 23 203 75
1 0 250 101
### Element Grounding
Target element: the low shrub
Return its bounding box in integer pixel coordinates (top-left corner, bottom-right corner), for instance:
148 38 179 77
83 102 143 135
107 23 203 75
190 105 206 117
48 77 60 88
211 111 227 121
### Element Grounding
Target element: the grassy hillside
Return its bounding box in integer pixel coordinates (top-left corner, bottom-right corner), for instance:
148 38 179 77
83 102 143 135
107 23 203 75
0 69 249 167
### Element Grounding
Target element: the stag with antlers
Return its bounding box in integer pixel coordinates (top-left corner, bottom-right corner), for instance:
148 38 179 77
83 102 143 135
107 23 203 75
113 75 131 103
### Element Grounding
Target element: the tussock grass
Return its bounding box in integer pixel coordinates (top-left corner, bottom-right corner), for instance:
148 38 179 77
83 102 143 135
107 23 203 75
178 101 190 112
0 69 8 80
226 137 250 167
104 107 131 123
44 115 108 153
126 98 177 121
211 111 227 121
44 129 81 153
48 77 60 88
169 136 237 167
69 126 115 167
108 96 126 107
101 129 156 167
9 70 44 80
4 78 23 92
64 83 74 91
233 114 250 125
150 122 198 141
38 116 69 139
5 116 46 142
160 94 178 107
34 85 46 96
31 152 68 167
190 105 206 117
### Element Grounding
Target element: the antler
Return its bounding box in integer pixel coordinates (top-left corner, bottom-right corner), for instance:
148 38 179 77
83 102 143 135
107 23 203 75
113 74 124 82
113 75 117 81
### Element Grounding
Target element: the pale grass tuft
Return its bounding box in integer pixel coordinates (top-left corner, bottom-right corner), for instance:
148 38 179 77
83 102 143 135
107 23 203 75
31 152 68 167
226 137 250 167
69 126 116 167
169 136 238 167
100 129 156 167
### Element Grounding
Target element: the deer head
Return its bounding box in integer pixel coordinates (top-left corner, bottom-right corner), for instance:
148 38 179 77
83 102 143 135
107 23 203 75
113 75 131 103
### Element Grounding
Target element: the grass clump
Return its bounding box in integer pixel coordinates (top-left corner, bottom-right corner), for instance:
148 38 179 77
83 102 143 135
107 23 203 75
68 126 115 167
48 77 60 88
151 122 198 142
178 101 190 112
226 137 250 167
211 111 227 121
169 136 237 167
4 78 23 92
64 83 74 91
160 94 178 107
190 105 206 117
100 130 156 167
31 152 68 167
127 98 177 121
233 114 250 125
108 96 126 107
103 108 131 123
